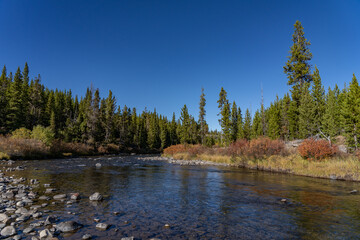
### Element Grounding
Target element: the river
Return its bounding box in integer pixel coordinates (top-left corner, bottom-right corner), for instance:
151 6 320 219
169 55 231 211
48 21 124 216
5 155 360 239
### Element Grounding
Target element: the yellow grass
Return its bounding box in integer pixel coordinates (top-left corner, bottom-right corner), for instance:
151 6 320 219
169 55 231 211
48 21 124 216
166 153 360 181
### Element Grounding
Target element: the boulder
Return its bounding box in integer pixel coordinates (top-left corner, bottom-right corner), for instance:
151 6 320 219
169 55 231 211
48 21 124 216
0 226 16 237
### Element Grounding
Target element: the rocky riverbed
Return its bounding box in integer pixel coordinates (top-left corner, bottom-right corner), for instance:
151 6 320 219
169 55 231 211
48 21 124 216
0 160 148 240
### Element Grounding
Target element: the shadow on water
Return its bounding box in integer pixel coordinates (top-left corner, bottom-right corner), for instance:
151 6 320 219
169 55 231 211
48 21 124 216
8 156 360 239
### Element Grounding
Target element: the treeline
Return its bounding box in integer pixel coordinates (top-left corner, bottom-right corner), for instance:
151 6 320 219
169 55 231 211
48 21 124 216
0 64 182 151
0 20 359 153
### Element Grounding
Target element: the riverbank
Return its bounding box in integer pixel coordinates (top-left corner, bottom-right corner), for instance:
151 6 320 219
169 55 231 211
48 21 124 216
160 152 360 181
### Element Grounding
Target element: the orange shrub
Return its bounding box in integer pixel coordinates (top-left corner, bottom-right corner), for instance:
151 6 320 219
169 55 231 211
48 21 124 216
248 137 285 158
163 144 187 155
227 139 249 156
298 138 337 160
187 144 207 156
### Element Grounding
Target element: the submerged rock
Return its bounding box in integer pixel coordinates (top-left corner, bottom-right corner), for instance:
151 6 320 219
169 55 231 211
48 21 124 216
53 194 67 200
56 221 82 232
96 222 109 230
82 233 92 239
89 192 103 201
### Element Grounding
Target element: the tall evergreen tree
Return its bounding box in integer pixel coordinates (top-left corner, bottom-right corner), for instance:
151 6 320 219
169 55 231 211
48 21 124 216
0 66 8 133
104 90 116 143
230 101 238 142
7 67 24 130
322 86 340 140
311 66 325 133
284 20 313 95
298 82 315 138
179 104 191 144
243 108 252 140
341 74 360 150
198 87 207 144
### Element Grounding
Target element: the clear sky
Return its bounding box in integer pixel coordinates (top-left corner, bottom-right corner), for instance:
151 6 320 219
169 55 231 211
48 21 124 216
0 0 359 130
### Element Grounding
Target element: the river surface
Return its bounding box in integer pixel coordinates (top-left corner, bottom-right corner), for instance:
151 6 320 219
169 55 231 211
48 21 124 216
7 155 360 239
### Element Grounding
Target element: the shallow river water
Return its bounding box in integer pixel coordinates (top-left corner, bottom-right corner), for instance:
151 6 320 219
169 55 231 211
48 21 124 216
7 155 360 239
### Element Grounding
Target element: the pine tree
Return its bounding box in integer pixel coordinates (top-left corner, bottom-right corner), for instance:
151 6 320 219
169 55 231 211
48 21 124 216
237 107 244 139
322 87 340 140
287 99 299 139
311 66 325 134
221 101 231 145
267 97 281 139
230 101 238 142
160 118 169 149
7 67 24 130
298 82 315 138
198 87 207 144
104 90 116 143
0 66 9 133
243 108 251 140
179 104 191 144
341 74 360 150
251 110 262 139
280 94 291 140
169 113 178 145
22 62 30 128
217 88 230 145
284 20 313 93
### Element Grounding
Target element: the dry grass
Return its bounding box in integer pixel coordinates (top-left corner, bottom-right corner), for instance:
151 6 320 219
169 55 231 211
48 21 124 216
164 142 360 181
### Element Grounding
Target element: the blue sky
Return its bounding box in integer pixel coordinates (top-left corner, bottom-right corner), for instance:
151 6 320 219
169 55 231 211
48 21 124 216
0 0 359 130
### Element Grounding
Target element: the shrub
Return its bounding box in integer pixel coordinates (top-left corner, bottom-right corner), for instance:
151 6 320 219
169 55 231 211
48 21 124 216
0 135 50 159
163 144 187 155
298 138 338 160
227 139 249 156
187 144 206 156
98 143 120 154
31 125 55 146
248 137 285 158
50 140 93 156
11 128 31 139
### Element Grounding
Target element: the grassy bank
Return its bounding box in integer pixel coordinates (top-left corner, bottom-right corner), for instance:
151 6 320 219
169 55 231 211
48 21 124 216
163 139 360 181
165 152 360 181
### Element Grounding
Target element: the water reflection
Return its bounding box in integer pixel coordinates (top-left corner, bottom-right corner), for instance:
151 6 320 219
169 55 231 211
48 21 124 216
7 156 360 239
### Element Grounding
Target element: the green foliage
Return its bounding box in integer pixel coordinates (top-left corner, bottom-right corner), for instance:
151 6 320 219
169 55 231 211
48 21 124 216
198 87 207 144
341 74 360 150
243 109 252 140
11 128 31 139
284 20 313 86
31 125 55 146
311 66 325 132
298 82 315 138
